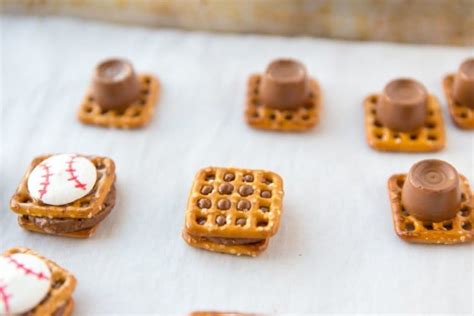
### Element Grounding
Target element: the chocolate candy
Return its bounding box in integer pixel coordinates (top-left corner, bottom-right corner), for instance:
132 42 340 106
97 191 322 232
92 58 141 112
238 185 254 197
218 183 234 195
260 58 309 110
453 58 474 108
376 78 428 132
402 159 462 222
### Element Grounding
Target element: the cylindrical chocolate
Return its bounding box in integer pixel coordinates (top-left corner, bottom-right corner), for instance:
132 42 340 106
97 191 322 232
91 58 141 112
453 58 474 108
260 58 309 110
402 159 462 222
376 78 428 132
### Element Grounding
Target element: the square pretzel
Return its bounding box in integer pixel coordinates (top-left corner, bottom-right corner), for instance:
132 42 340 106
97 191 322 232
10 155 116 219
442 74 474 129
3 247 76 316
78 74 159 129
183 167 284 256
364 94 446 152
388 174 473 244
245 74 321 132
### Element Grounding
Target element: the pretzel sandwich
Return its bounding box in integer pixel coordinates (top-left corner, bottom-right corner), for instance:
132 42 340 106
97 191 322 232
10 154 116 238
183 167 284 257
1 247 76 315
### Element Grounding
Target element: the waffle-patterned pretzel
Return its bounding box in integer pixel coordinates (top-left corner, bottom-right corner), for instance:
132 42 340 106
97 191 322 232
185 167 284 239
10 155 116 219
245 74 321 132
182 231 269 257
364 94 446 152
3 247 76 316
78 74 159 129
388 174 473 244
442 74 474 129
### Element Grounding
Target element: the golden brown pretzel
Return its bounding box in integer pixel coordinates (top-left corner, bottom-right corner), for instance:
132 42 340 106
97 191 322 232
78 74 159 129
442 74 474 129
364 94 445 152
245 74 321 132
388 174 473 244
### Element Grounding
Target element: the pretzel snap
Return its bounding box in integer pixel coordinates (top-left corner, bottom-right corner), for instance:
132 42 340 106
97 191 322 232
183 167 284 256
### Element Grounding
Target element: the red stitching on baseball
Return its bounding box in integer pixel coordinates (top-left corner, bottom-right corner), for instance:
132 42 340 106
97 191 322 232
38 164 53 200
0 280 11 314
6 257 50 281
66 155 87 190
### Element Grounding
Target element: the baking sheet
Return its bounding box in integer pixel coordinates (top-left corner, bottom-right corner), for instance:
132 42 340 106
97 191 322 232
0 15 473 315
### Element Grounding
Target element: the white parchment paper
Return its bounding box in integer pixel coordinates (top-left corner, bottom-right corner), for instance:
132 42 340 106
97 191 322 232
1 15 473 315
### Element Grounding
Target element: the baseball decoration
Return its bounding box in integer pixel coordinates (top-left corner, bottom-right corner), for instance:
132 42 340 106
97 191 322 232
27 154 97 206
0 253 51 314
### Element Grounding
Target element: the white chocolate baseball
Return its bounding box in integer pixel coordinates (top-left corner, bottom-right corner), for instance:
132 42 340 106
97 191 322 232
0 253 52 314
27 154 97 206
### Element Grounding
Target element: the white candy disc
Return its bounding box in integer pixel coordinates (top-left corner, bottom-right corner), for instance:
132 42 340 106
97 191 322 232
0 253 51 314
27 154 97 206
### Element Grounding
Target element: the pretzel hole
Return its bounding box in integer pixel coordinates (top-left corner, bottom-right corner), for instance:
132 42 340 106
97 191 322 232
259 203 270 213
426 122 436 129
459 111 468 119
442 222 453 231
236 218 247 226
405 222 415 231
88 96 94 102
371 108 376 115
144 77 151 85
200 185 213 195
257 220 269 227
253 88 258 95
427 109 434 116
461 193 467 202
242 174 254 182
139 98 146 106
223 172 235 182
423 223 434 230
252 98 259 106
304 103 313 110
99 108 109 115
454 101 462 107
400 206 409 216
269 113 276 121
196 216 207 225
260 190 272 198
374 131 383 140
392 133 400 140
251 111 259 118
261 176 273 185
409 134 418 141
460 206 471 217
301 114 310 121
215 215 227 226
285 114 293 120
18 195 32 203
370 96 378 104
462 222 472 231
427 134 438 141
141 89 149 95
80 201 90 208
84 105 94 113
205 173 216 181
52 278 65 289
373 120 383 128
